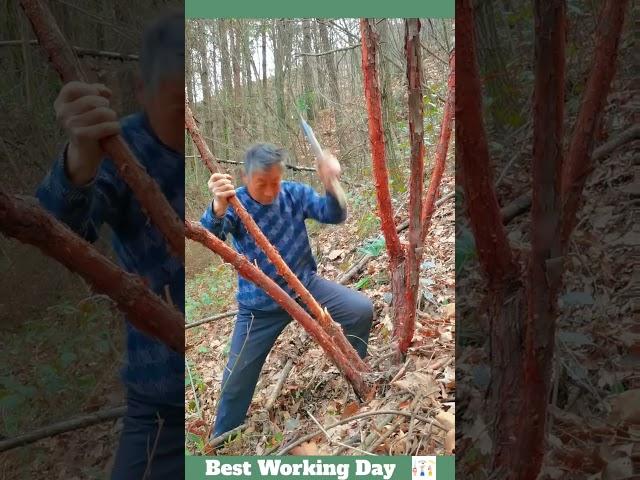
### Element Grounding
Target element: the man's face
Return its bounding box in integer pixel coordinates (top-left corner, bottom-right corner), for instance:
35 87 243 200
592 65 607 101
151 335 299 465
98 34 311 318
245 166 283 205
141 74 184 129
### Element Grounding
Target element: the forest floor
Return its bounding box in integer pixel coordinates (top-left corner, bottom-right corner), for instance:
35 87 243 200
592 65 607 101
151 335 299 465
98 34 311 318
184 173 456 456
456 20 639 478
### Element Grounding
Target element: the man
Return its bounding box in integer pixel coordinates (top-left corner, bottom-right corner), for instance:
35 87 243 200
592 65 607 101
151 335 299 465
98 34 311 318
36 12 184 479
202 143 374 439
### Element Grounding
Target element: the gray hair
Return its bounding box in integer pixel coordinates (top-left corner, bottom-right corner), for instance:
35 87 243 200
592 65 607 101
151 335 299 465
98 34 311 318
243 143 286 177
139 10 184 92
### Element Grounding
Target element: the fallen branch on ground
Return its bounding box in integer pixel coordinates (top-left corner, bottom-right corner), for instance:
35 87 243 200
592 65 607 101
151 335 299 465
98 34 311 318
265 359 294 411
0 406 126 452
206 424 247 450
186 310 238 330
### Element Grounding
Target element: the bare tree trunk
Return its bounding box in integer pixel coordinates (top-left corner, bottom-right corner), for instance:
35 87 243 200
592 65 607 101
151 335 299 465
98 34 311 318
399 18 425 354
261 21 268 139
229 21 243 147
561 0 629 246
360 19 409 358
242 21 253 136
195 20 214 143
456 3 523 476
218 18 233 158
317 19 344 153
301 19 315 121
518 2 566 478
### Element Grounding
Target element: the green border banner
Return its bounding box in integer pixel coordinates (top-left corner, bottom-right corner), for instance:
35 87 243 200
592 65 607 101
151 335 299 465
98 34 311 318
185 456 455 479
186 0 454 19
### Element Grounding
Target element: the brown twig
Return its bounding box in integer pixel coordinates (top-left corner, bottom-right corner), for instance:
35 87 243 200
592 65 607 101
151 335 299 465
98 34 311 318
0 406 126 452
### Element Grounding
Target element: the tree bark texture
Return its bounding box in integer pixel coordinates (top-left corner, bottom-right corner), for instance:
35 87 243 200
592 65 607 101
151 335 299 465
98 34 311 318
399 18 425 355
561 0 630 246
0 190 184 353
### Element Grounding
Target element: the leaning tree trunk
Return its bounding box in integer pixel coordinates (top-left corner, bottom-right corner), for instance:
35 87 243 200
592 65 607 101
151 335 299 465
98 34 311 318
185 102 369 374
19 0 184 263
421 49 455 244
0 190 184 353
185 222 371 400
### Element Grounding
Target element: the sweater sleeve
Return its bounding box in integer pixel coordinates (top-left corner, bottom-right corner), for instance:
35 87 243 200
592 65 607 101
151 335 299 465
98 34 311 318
36 144 125 243
298 182 347 224
200 201 238 241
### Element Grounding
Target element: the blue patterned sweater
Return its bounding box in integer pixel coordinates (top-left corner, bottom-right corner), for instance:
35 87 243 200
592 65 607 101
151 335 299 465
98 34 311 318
37 112 184 407
201 182 346 311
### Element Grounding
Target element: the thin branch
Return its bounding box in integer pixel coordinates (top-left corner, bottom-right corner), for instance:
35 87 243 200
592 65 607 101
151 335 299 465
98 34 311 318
421 50 455 243
0 40 139 61
184 155 316 172
276 409 447 455
186 310 238 330
296 44 360 57
0 406 126 452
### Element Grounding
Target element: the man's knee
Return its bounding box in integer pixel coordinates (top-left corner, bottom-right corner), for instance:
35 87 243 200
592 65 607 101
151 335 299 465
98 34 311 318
354 294 374 327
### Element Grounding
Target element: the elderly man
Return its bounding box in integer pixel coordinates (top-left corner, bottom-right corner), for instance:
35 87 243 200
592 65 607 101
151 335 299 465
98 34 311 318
202 143 374 440
36 11 184 479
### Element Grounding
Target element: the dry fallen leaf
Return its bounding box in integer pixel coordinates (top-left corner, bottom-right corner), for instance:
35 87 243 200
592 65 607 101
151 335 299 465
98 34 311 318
442 302 455 320
327 249 345 260
608 389 640 424
290 441 321 456
341 401 360 419
435 411 455 431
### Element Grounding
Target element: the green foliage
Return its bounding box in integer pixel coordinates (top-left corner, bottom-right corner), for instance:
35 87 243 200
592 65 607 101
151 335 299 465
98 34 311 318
358 236 386 257
354 276 373 290
185 263 235 323
0 300 119 438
